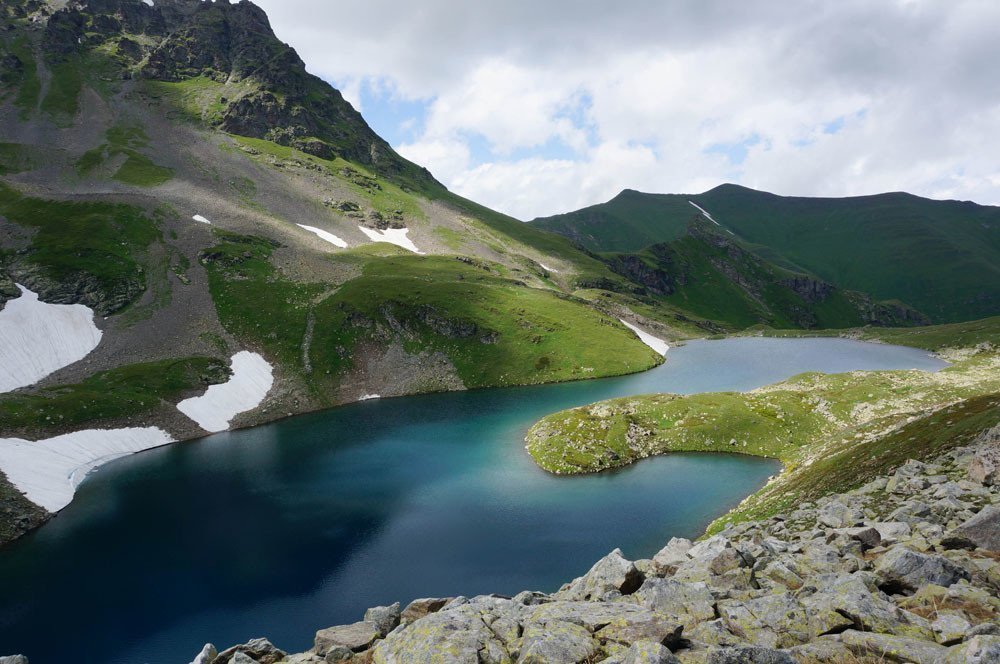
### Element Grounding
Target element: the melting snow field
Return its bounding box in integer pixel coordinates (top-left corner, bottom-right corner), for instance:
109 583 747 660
358 226 424 254
192 215 212 224
297 224 348 248
177 351 274 433
0 428 174 512
0 285 103 393
619 319 670 356
539 263 559 273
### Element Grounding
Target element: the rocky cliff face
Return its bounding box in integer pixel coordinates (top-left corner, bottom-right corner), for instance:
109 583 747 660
37 0 436 183
167 427 1000 664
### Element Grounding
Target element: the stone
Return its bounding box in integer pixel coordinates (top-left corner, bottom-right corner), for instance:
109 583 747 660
315 622 380 655
932 611 972 645
875 547 970 591
951 504 1000 551
518 620 598 663
652 537 693 573
0 657 29 664
190 643 217 664
622 640 681 664
841 526 882 550
371 605 508 664
761 560 804 590
945 635 1000 663
230 653 256 664
818 500 863 528
594 616 684 650
705 646 795 663
841 630 948 663
687 535 730 561
557 548 644 600
968 443 1000 486
634 578 715 623
364 603 401 637
323 646 353 662
216 638 287 664
400 597 450 623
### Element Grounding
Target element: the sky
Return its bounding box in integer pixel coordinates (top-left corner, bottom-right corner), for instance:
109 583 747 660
251 0 1000 220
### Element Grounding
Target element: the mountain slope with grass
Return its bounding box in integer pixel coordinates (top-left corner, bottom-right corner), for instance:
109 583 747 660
603 216 926 331
534 184 1000 323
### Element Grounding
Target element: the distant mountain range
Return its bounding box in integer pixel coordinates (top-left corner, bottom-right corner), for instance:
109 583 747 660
534 184 1000 323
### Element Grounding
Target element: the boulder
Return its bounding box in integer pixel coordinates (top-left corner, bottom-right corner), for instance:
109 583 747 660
818 500 863 528
945 635 1000 663
216 638 287 664
518 620 598 663
364 603 401 638
400 597 450 624
622 640 681 664
875 547 970 592
951 504 1000 551
841 630 948 663
314 622 380 655
968 441 999 486
931 612 971 645
652 537 692 573
371 604 509 664
705 646 795 663
230 654 256 664
634 578 715 623
189 644 217 664
557 548 644 600
0 657 29 664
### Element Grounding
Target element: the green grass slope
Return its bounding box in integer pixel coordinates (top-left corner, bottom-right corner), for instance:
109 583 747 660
202 232 662 403
604 218 924 330
534 184 1000 322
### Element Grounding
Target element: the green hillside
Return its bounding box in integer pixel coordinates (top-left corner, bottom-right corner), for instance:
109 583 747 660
602 217 925 330
534 184 1000 322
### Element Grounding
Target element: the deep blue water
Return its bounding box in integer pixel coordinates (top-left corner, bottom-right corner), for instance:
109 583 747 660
0 338 945 663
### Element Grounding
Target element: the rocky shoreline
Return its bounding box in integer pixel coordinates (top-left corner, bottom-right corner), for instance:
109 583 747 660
6 428 998 663
169 424 998 663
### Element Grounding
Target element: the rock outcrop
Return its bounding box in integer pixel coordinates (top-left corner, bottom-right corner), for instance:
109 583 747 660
183 431 1000 663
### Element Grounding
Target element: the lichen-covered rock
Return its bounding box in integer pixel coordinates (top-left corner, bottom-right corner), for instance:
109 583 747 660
633 578 715 623
0 656 29 664
371 604 510 663
704 645 795 663
314 622 380 656
876 547 971 591
364 603 401 638
518 620 597 663
651 537 692 574
621 640 681 664
951 504 1000 551
400 597 450 624
841 630 949 663
215 638 286 664
557 548 644 601
944 635 1000 663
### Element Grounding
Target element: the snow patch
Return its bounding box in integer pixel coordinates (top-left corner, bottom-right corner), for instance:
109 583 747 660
619 319 670 356
539 263 559 273
0 284 103 393
177 351 274 433
297 224 348 248
192 214 212 225
0 427 174 512
688 201 735 235
359 394 381 401
358 226 424 254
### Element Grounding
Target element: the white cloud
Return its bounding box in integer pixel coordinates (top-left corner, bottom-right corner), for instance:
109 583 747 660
254 0 1000 218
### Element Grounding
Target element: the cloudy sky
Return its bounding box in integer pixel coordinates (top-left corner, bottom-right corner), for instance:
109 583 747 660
253 0 1000 220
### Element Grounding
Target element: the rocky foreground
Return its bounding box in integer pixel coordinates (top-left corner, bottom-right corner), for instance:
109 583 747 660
10 429 1000 664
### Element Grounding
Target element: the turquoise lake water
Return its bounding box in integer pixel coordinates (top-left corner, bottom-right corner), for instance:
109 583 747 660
0 337 945 663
